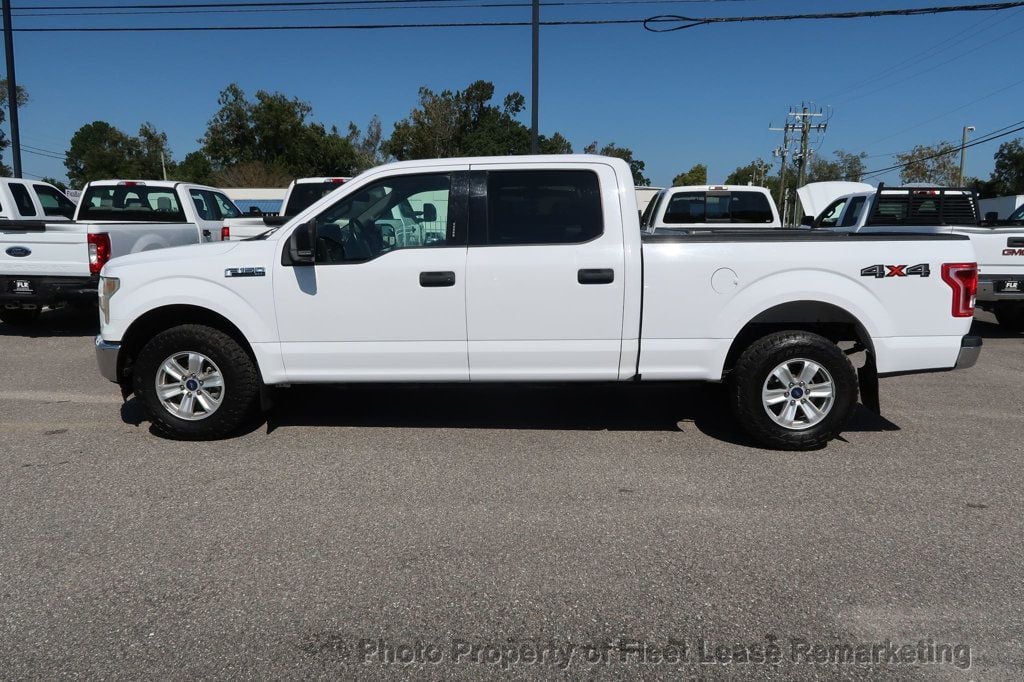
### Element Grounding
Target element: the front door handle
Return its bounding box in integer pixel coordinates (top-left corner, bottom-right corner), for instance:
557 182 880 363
578 268 614 285
420 271 456 287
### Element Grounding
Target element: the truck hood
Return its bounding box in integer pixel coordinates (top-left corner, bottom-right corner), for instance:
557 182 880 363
797 181 875 219
104 240 241 272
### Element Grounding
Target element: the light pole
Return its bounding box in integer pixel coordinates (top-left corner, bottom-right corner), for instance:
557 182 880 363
530 0 539 154
2 0 22 178
958 125 975 186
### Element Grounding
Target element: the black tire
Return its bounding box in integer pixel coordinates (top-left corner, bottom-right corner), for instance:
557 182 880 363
0 308 42 326
995 303 1024 332
731 330 858 451
133 324 261 440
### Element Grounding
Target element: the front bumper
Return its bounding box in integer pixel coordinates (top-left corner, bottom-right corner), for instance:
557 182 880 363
0 274 98 307
977 275 1024 302
955 335 982 370
95 336 121 383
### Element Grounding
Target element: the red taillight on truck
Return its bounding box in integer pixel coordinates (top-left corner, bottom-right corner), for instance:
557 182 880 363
941 262 978 317
87 232 111 275
221 225 230 241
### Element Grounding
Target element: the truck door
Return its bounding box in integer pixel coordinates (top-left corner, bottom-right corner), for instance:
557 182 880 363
273 168 471 381
464 163 626 380
188 189 222 242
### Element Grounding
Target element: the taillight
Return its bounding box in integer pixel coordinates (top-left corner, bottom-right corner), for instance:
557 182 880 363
87 232 111 275
941 262 978 318
221 225 230 241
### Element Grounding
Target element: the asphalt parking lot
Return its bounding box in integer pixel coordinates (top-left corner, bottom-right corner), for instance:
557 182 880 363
1 308 1021 679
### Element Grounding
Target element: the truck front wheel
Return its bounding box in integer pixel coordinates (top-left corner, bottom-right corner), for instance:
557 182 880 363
133 324 261 440
731 331 858 451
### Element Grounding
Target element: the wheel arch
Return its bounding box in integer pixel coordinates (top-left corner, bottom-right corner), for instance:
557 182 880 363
721 300 875 378
116 304 258 386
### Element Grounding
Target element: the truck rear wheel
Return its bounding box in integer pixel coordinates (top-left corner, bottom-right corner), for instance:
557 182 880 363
995 303 1024 332
731 331 858 451
133 324 261 440
0 308 41 326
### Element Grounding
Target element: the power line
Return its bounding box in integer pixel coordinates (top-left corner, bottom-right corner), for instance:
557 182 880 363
11 1 1024 30
10 0 770 10
9 0 785 18
643 2 1024 32
860 120 1024 179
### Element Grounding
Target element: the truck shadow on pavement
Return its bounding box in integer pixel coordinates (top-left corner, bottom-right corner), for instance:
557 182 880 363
0 306 98 338
969 317 1022 339
243 382 899 448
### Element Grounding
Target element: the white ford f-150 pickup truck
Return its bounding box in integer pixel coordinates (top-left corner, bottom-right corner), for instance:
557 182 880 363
94 155 981 450
0 179 252 325
799 181 1024 331
642 185 781 232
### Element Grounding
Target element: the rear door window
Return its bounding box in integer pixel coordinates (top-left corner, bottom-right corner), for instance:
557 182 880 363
839 196 867 228
484 170 603 245
9 182 37 217
211 192 242 219
190 190 215 220
33 184 77 218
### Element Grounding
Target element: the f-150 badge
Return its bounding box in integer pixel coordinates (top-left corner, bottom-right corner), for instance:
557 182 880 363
225 267 266 278
860 264 930 278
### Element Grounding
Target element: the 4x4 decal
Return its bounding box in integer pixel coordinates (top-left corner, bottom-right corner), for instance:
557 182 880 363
860 264 931 278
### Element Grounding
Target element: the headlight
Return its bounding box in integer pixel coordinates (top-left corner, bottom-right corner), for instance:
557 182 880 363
98 276 120 325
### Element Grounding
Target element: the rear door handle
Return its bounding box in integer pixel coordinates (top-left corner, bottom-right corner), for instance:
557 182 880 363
577 268 614 285
419 271 456 287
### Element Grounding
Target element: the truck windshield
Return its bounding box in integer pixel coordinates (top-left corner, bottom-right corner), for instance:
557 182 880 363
284 182 346 216
663 191 774 224
1009 204 1024 222
79 185 187 222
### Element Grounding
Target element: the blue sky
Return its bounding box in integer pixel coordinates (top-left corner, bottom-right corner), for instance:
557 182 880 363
6 0 1024 187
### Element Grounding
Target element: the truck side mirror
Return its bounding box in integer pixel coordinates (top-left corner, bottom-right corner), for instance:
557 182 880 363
800 215 816 228
421 203 437 222
288 221 315 265
985 211 999 223
248 206 263 216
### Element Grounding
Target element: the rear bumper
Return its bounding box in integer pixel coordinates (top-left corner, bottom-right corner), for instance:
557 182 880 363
95 336 121 383
955 335 982 370
977 274 1024 302
0 274 98 307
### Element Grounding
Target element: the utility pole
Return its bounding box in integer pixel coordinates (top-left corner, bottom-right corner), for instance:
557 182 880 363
771 105 827 225
958 125 975 185
2 0 22 178
769 121 792 224
161 152 168 181
530 0 539 154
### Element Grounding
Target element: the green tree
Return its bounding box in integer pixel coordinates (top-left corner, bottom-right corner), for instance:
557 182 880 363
383 80 572 161
896 142 960 185
724 158 778 188
201 83 358 179
807 149 868 183
134 122 173 180
0 80 29 175
584 142 649 186
174 151 215 185
347 115 385 171
672 163 707 186
40 177 68 191
987 138 1024 196
65 121 138 186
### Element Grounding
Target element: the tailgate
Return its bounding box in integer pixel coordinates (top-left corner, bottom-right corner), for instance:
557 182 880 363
965 228 1024 277
0 224 89 277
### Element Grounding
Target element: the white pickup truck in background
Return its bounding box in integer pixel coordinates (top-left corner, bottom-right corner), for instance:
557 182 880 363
0 177 77 222
641 184 781 232
799 181 1024 331
0 180 243 326
95 155 981 450
226 177 352 240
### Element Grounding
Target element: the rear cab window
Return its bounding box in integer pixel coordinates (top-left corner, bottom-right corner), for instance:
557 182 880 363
483 170 603 245
662 190 774 225
284 181 347 216
78 185 187 222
